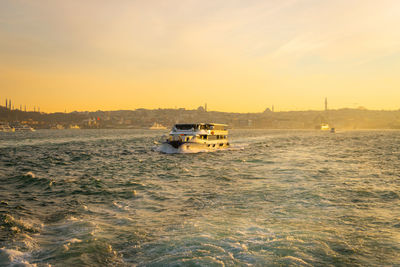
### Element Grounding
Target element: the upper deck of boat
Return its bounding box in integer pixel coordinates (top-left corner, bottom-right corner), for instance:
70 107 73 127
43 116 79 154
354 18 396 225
172 123 228 132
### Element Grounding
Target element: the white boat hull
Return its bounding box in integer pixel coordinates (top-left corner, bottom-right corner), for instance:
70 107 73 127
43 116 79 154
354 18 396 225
159 141 230 154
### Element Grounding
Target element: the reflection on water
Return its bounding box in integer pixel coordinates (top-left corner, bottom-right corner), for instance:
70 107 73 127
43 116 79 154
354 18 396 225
0 129 399 266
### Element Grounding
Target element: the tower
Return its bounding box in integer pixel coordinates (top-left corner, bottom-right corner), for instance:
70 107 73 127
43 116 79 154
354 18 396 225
325 97 328 111
5 98 7 109
205 103 207 112
9 99 11 110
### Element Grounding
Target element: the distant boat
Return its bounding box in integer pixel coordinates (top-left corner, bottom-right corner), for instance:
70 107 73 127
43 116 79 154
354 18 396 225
149 123 167 130
0 122 15 132
320 123 330 131
10 122 35 132
51 124 65 130
69 124 80 129
330 128 336 133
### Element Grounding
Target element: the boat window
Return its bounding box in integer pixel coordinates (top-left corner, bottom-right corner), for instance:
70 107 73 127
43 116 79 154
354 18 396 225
203 124 227 131
217 125 227 131
200 135 207 140
175 124 197 130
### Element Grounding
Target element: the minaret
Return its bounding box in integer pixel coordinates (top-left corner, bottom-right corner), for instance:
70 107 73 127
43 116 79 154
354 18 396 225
8 99 11 110
325 97 328 111
205 103 207 112
5 98 7 109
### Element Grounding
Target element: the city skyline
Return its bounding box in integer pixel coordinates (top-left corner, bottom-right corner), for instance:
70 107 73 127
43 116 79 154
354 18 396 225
0 96 393 114
1 0 400 113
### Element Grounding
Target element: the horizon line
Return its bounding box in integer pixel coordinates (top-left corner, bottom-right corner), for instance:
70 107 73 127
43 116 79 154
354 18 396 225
2 105 400 114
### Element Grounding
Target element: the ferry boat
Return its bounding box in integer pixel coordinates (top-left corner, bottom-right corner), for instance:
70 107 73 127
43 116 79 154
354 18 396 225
69 124 80 129
0 122 15 132
149 122 167 130
161 123 229 153
320 123 330 131
10 122 35 132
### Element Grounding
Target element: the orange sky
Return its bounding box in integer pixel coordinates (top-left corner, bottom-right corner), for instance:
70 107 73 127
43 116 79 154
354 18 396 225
1 0 400 113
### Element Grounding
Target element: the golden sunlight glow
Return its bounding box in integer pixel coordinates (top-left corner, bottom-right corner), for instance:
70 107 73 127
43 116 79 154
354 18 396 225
1 0 400 112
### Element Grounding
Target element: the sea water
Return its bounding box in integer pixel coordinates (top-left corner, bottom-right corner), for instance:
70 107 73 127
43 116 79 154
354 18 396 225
0 129 399 266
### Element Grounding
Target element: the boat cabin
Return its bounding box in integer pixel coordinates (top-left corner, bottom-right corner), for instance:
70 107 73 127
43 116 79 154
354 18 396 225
173 123 227 131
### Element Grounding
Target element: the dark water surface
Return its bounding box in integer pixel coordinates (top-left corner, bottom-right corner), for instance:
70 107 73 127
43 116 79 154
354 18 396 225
0 129 399 266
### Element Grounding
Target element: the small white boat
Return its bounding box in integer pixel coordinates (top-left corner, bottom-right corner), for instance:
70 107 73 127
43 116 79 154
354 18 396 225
69 124 80 129
0 122 15 132
160 123 229 153
10 122 35 132
149 122 167 130
320 123 330 131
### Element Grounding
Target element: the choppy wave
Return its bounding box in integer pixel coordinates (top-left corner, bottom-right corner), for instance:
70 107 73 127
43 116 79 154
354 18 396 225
154 142 245 154
0 248 35 267
1 129 399 266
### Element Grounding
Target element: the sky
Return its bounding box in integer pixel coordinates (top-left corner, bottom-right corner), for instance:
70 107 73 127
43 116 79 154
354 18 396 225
1 0 400 113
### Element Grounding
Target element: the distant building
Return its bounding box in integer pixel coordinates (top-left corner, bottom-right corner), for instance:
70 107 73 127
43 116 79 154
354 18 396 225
325 97 328 111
